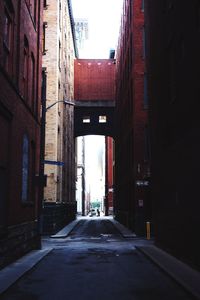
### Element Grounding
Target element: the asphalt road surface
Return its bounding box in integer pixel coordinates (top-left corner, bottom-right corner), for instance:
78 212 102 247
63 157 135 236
1 217 194 300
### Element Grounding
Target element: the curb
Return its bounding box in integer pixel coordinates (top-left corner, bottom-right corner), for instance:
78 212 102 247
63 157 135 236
0 248 53 295
50 219 80 238
111 218 136 238
136 245 200 300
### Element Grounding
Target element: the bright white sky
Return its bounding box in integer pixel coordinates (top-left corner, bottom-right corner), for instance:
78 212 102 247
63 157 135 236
71 0 123 58
84 136 105 203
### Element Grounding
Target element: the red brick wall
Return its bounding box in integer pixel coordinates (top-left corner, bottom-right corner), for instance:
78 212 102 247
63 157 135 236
0 0 42 231
115 0 150 233
106 137 114 214
74 59 115 101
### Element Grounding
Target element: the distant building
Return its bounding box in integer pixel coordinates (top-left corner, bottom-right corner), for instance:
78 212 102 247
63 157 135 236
0 0 43 268
74 18 89 50
42 0 78 234
76 136 86 216
115 0 151 234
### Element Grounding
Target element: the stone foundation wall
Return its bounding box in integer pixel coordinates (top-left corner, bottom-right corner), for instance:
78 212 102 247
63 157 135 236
0 221 40 270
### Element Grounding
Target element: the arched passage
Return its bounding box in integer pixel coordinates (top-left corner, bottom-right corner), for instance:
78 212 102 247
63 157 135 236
75 134 115 217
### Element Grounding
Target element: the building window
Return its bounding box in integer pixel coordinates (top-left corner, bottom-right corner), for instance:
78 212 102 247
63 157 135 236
30 141 36 202
129 3 132 24
59 40 61 69
3 2 14 75
141 0 144 11
59 0 62 29
42 22 48 54
23 36 29 100
99 116 107 123
144 72 148 108
83 116 90 123
30 0 37 22
22 134 29 202
44 0 48 8
142 26 146 59
25 0 36 22
3 10 11 49
30 53 35 111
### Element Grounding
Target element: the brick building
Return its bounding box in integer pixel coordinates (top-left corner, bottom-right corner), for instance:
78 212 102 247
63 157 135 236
74 18 89 51
115 0 151 234
0 0 42 268
145 0 200 269
105 136 114 215
42 0 78 234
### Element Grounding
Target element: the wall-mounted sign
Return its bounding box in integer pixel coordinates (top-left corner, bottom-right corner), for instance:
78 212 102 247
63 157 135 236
136 180 149 187
44 160 64 166
138 199 144 207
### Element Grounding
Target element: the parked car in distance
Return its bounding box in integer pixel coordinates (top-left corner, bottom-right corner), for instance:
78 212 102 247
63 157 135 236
89 209 96 217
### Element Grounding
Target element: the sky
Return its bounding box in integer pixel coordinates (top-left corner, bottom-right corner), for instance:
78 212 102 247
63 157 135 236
71 0 123 58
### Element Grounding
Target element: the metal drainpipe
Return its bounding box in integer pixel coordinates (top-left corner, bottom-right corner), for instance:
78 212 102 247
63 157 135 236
38 68 47 236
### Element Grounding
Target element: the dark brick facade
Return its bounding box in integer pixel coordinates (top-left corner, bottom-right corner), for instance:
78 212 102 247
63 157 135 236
146 0 200 270
43 202 77 235
115 0 151 234
0 0 43 268
0 221 39 270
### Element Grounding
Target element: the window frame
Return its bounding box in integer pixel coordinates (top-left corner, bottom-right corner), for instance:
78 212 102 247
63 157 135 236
82 116 90 123
23 36 29 101
30 52 35 111
2 3 14 75
42 22 48 55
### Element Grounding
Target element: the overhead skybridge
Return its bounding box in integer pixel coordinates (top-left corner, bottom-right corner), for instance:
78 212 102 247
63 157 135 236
74 59 116 138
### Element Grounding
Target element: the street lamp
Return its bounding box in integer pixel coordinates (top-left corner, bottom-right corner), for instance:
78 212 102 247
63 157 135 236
46 99 75 111
39 92 75 235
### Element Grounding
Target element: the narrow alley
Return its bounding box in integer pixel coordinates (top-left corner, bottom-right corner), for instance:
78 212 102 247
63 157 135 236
1 0 200 299
0 217 196 300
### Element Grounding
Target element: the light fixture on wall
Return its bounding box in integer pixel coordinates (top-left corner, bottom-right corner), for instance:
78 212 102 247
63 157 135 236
45 99 75 111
